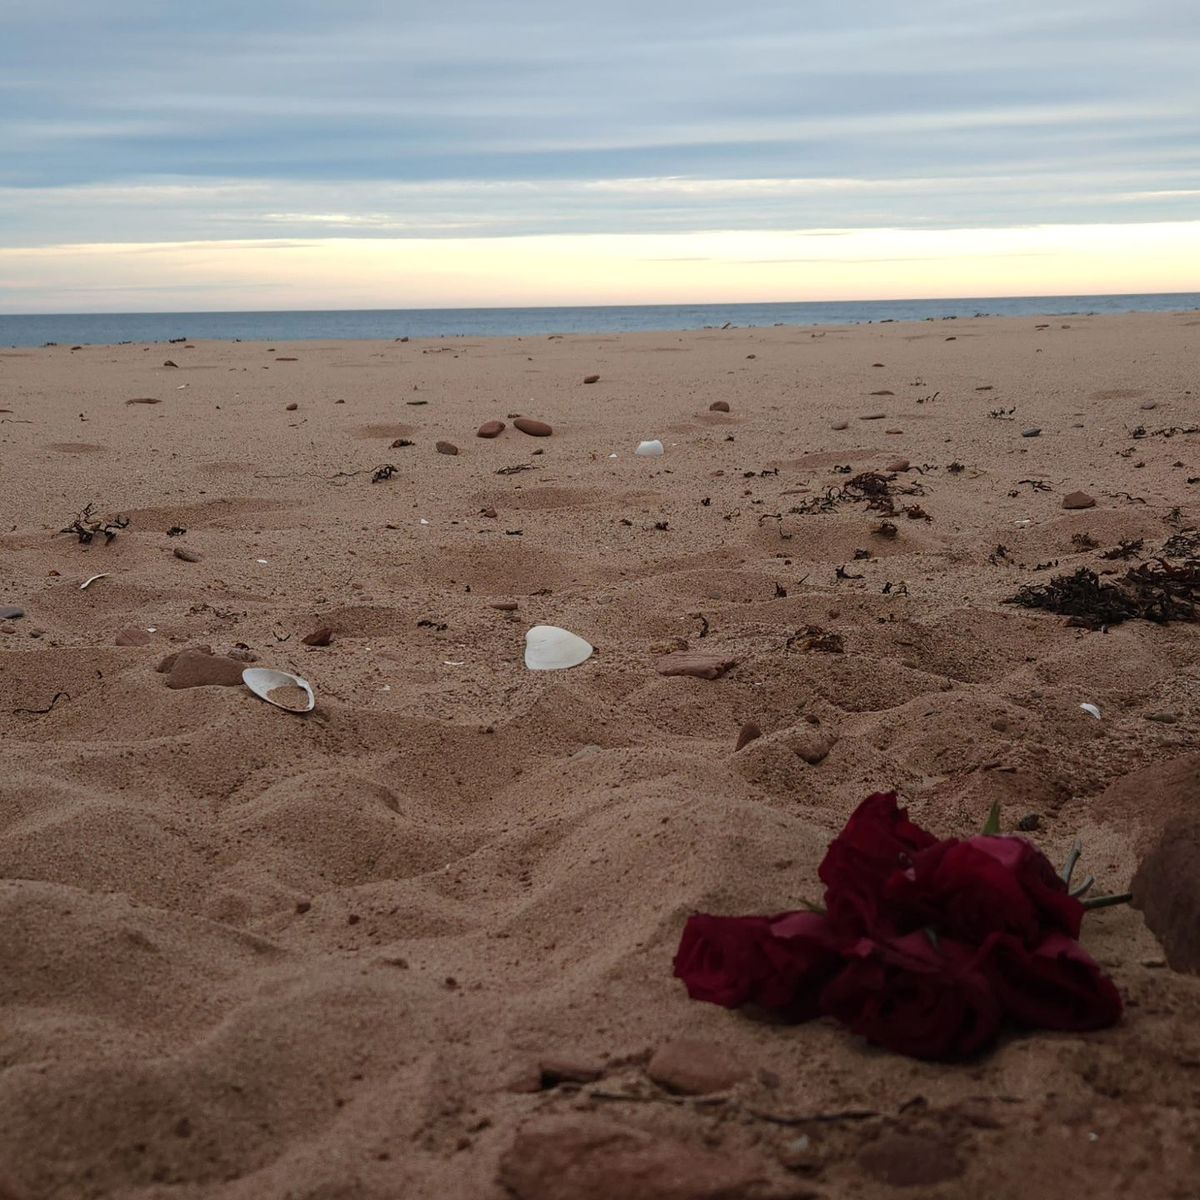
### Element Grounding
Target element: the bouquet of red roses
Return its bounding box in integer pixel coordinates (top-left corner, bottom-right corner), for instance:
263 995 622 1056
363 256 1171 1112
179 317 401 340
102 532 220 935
673 793 1129 1060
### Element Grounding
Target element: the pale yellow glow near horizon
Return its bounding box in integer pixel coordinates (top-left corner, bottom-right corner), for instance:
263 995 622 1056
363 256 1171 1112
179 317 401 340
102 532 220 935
3 221 1199 312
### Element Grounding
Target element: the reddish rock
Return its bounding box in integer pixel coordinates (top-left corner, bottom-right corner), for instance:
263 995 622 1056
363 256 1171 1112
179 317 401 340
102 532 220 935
647 1040 749 1095
583 374 600 384
285 402 298 411
709 400 730 413
435 440 459 455
477 420 506 438
656 651 736 680
857 1133 964 1188
114 627 154 646
735 721 762 751
302 627 334 646
497 1117 767 1200
887 459 910 473
1133 813 1200 973
514 418 553 437
160 648 245 689
173 546 202 562
1062 490 1096 509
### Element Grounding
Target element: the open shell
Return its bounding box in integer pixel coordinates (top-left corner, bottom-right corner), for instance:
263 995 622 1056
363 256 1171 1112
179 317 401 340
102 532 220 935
524 625 594 671
635 439 664 456
242 667 316 712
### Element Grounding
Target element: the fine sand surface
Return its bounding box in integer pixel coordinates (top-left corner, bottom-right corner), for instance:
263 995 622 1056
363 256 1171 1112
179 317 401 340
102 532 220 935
1 312 1198 1199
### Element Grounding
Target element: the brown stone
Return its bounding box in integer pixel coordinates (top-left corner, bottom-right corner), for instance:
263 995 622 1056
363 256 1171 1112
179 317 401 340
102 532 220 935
0 606 23 620
1062 490 1096 509
173 546 202 562
114 627 154 646
887 459 909 473
125 397 161 405
161 648 245 689
647 1039 749 1095
539 1057 604 1085
490 601 519 611
513 417 553 437
830 421 849 430
302 627 334 646
583 374 600 384
435 440 459 455
656 651 736 680
1133 813 1200 973
860 412 886 420
477 420 506 438
497 1117 766 1200
709 400 730 412
285 401 298 411
857 1133 964 1188
735 721 762 751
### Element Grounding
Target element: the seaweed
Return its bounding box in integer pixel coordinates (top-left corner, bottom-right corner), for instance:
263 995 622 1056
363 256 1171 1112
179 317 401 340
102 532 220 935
60 504 129 544
1006 561 1200 628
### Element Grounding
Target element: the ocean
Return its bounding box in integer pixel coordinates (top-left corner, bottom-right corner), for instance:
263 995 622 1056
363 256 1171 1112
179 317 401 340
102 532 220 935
2 293 1197 349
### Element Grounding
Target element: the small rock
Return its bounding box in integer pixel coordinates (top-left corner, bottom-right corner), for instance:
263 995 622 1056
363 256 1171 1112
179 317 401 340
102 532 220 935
792 727 834 765
391 438 413 448
860 412 886 420
831 420 849 430
656 651 736 680
490 601 519 611
885 428 903 434
514 417 553 437
857 1134 964 1188
1146 712 1178 723
480 507 498 519
735 721 762 750
647 1040 749 1095
477 420 506 438
0 606 24 620
1062 490 1096 510
1021 427 1042 438
161 648 245 689
1140 401 1158 411
540 1057 604 1086
173 546 202 562
285 402 298 411
436 440 459 455
225 646 258 663
114 627 154 646
709 400 730 412
582 374 600 384
887 459 909 473
163 360 178 368
302 627 334 646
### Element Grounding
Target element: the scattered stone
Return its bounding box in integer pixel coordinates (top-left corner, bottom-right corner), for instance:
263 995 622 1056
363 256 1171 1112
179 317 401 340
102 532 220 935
302 627 334 646
173 546 202 562
656 651 736 680
163 360 178 368
1016 813 1041 832
114 627 154 646
514 418 553 437
885 428 903 435
125 397 161 405
831 420 849 430
583 374 600 384
1062 490 1096 510
497 1117 764 1200
792 727 835 765
540 1057 604 1086
1140 401 1158 411
490 601 519 611
226 646 258 663
435 440 459 456
391 438 413 448
735 721 762 750
1021 427 1042 438
480 507 498 519
860 412 886 420
477 420 506 438
1146 712 1178 723
0 606 24 620
160 648 245 689
647 1039 749 1095
1134 813 1200 974
285 402 298 411
857 1133 965 1188
870 389 894 396
887 459 909 473
709 400 730 412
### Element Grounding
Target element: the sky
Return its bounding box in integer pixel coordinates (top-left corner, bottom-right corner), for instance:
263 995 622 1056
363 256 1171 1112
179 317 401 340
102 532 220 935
2 0 1198 311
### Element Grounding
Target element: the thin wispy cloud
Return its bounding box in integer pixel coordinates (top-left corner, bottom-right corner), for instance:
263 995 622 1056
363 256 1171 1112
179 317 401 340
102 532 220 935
2 1 1197 307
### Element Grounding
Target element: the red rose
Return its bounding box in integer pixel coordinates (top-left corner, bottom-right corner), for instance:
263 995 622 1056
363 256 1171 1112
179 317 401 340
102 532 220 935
818 793 938 939
673 911 841 1019
820 931 1001 1060
885 835 1083 946
983 933 1123 1031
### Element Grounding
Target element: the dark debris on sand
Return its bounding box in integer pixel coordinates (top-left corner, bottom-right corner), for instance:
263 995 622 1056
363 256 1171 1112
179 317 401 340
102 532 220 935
1006 560 1200 628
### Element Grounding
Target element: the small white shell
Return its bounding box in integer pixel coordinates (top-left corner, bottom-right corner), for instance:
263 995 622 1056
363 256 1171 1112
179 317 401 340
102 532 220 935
1080 702 1102 720
524 625 594 671
635 439 664 456
242 667 315 712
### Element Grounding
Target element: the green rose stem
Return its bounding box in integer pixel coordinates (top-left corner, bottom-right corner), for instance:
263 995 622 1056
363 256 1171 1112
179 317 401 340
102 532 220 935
1061 838 1133 911
1081 891 1134 911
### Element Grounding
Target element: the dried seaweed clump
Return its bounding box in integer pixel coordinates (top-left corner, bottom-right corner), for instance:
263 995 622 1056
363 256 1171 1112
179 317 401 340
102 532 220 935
1007 561 1200 629
60 504 130 544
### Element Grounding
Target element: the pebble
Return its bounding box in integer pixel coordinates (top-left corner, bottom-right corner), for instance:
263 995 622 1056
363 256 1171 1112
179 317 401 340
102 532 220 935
477 420 506 438
1021 427 1042 437
860 412 886 420
655 651 736 680
1140 401 1158 410
708 400 730 412
302 627 334 646
285 402 298 411
114 627 154 646
735 720 762 750
539 1057 604 1085
582 374 600 384
490 601 519 611
0 606 24 620
435 440 459 456
885 427 903 434
830 420 849 430
647 1039 749 1095
173 546 202 562
1146 712 1178 723
513 417 553 437
1062 490 1096 510
887 459 909 473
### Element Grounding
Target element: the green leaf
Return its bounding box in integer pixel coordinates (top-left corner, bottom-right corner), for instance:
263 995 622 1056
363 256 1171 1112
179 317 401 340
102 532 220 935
981 800 1001 836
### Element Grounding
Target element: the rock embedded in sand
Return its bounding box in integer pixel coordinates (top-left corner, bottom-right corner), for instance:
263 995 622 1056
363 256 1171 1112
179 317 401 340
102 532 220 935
477 420 506 438
655 651 736 680
285 402 298 411
498 1116 764 1200
161 648 246 689
173 546 202 562
647 1039 749 1095
582 374 600 384
857 1133 965 1188
887 459 910 473
1062 490 1096 509
860 412 886 421
539 1057 604 1086
735 720 762 750
831 420 849 430
1133 814 1200 973
435 440 459 456
709 400 730 412
0 606 23 620
301 627 334 646
114 627 154 646
1021 427 1042 437
514 417 553 437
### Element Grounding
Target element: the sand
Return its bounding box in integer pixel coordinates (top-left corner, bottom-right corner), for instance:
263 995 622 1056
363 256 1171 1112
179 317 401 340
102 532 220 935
1 312 1198 1198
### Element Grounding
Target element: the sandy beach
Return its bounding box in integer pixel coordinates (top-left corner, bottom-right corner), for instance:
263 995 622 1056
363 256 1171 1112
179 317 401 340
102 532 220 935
1 311 1198 1198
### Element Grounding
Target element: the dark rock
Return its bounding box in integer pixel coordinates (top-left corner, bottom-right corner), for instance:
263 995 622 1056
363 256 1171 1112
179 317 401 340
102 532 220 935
302 627 334 646
709 401 730 412
830 421 849 430
860 412 886 420
435 440 459 455
285 402 298 411
0 606 23 620
583 374 600 384
1133 814 1200 973
735 721 762 751
539 1057 604 1086
173 546 202 562
513 417 553 437
477 420 506 438
1021 427 1042 437
656 651 736 680
647 1039 749 1095
1062 490 1096 509
887 459 909 473
857 1134 964 1188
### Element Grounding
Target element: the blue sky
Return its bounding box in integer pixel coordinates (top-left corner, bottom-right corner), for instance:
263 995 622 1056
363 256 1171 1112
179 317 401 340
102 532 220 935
2 1 1198 308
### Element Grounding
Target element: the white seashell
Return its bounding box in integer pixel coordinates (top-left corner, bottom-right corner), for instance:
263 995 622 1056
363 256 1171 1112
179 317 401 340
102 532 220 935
242 667 315 712
524 625 594 671
635 439 664 456
80 573 109 590
1080 702 1102 720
